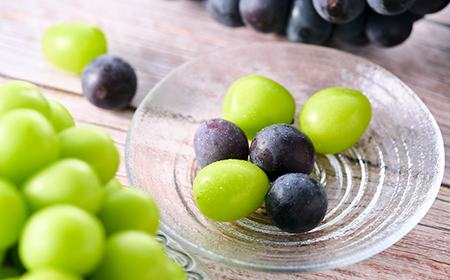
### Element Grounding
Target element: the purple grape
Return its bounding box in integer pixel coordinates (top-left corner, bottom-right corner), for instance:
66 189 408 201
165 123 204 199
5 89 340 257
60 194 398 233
206 0 244 27
312 0 366 24
82 54 137 110
266 173 328 233
365 10 415 47
249 124 315 181
286 0 333 45
193 118 249 168
366 0 418 15
239 0 292 33
334 8 370 46
409 0 450 16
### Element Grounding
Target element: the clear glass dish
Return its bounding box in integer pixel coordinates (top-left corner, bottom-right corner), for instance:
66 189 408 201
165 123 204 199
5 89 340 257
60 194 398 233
125 42 445 273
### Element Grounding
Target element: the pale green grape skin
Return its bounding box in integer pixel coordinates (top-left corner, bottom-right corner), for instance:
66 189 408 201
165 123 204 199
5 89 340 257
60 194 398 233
222 75 296 139
42 21 107 74
20 268 83 280
162 259 187 280
299 87 372 154
21 158 104 214
0 80 51 119
48 100 75 132
59 125 120 184
0 109 60 185
97 187 159 236
193 159 270 222
104 177 124 193
90 230 169 280
19 204 105 275
0 178 28 250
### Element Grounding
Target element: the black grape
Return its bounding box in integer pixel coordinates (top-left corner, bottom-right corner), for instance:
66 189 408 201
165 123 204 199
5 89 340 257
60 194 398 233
193 118 249 168
239 0 292 33
249 124 315 182
81 55 137 110
365 10 414 47
266 173 328 233
334 8 370 46
409 0 450 16
366 0 418 15
286 0 333 45
312 0 366 24
206 0 244 27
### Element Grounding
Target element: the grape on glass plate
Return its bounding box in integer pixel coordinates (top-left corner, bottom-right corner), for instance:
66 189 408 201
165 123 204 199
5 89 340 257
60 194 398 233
249 124 315 182
266 173 328 233
193 118 249 168
193 159 270 222
222 75 296 140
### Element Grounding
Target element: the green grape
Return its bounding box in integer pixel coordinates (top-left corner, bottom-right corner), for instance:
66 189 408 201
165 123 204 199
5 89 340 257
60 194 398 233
193 159 270 222
21 158 104 213
0 266 21 279
104 177 124 193
20 268 82 280
19 204 105 275
0 178 28 250
47 100 75 132
90 230 169 280
97 187 159 236
42 21 107 74
222 75 296 139
299 87 372 154
162 259 187 280
0 109 60 185
0 80 51 118
59 125 120 184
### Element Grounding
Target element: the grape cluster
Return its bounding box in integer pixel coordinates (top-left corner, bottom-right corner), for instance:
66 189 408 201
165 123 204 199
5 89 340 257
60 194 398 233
42 22 137 110
205 0 450 47
0 80 186 280
193 75 373 233
193 75 333 233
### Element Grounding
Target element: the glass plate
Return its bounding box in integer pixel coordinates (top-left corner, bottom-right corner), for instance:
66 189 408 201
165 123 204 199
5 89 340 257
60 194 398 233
125 42 445 273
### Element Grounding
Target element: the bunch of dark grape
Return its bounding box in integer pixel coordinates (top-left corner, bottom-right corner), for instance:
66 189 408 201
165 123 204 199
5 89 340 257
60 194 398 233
204 0 450 47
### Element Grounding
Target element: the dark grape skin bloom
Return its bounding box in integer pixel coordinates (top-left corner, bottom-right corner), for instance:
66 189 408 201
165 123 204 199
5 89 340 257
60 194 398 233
266 173 328 233
206 0 244 27
81 54 137 110
239 0 292 33
249 124 315 182
193 118 249 168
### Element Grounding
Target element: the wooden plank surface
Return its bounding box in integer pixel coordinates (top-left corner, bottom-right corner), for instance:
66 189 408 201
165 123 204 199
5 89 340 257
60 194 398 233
1 1 450 279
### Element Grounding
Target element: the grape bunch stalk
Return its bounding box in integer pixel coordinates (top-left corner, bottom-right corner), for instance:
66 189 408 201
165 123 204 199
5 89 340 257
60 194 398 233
204 0 450 47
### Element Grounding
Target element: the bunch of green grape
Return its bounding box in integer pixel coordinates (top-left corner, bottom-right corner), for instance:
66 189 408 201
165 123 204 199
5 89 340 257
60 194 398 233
0 80 186 280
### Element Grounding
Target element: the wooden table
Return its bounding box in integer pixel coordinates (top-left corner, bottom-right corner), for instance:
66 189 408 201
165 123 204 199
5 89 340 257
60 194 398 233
1 1 449 279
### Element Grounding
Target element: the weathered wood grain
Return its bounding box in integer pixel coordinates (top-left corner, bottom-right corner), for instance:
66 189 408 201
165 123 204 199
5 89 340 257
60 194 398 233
1 1 450 279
